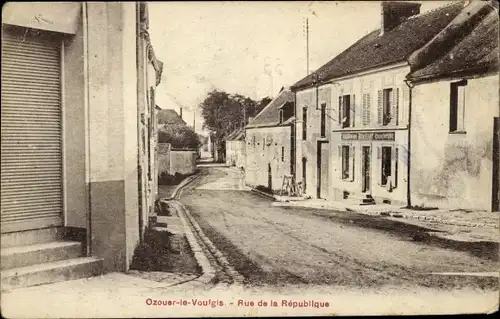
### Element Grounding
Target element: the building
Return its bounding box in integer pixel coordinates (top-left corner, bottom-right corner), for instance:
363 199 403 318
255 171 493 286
291 1 489 206
406 4 499 211
225 128 245 168
245 88 295 192
157 108 187 128
1 2 163 289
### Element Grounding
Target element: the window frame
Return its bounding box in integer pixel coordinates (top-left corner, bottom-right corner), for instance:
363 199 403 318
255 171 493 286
341 95 351 128
302 106 308 140
380 146 392 186
449 79 467 133
382 88 393 126
320 103 327 137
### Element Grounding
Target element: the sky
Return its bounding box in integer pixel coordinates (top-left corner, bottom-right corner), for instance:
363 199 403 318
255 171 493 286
148 1 454 133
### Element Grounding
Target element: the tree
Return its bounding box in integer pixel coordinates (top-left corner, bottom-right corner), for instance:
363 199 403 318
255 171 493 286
199 89 274 162
158 124 201 149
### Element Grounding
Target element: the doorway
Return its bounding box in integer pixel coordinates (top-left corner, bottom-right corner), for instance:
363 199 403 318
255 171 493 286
362 146 371 193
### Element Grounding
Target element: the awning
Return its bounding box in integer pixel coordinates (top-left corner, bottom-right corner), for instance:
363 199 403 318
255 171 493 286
2 2 81 35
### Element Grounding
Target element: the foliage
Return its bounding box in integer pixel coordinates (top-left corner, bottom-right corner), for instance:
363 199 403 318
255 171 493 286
158 124 201 149
199 89 273 161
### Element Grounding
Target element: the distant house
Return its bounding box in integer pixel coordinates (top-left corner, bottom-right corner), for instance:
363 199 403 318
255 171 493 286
406 5 499 211
245 88 295 192
225 128 245 168
157 108 187 128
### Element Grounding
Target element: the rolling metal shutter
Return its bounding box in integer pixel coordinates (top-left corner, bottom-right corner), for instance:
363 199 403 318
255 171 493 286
1 30 63 233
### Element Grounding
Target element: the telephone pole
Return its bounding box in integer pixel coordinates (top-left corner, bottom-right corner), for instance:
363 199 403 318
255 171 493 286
306 17 309 76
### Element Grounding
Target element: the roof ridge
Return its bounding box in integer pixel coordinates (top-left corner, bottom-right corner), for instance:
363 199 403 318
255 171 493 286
247 88 291 126
408 0 465 20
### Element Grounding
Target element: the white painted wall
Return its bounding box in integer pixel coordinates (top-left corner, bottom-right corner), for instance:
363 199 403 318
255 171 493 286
411 73 499 210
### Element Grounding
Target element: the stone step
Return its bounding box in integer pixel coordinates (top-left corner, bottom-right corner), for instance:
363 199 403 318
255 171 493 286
1 257 103 291
1 241 82 270
1 227 63 248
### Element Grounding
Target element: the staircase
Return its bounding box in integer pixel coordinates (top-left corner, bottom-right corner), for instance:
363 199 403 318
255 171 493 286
1 227 103 291
344 192 376 205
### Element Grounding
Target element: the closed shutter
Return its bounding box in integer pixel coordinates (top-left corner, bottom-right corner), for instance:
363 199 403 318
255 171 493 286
1 31 63 233
377 90 383 125
349 146 355 181
350 95 355 128
338 96 343 128
392 88 399 126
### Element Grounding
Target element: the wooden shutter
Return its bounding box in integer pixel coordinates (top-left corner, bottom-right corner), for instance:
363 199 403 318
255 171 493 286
377 90 383 125
338 96 343 128
350 146 355 181
362 93 371 126
1 31 63 233
338 145 342 179
392 88 399 126
376 146 382 185
350 95 356 128
392 146 398 188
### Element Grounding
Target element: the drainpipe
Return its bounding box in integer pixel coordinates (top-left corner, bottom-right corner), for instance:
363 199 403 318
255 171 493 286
82 1 92 257
136 3 144 241
404 78 415 208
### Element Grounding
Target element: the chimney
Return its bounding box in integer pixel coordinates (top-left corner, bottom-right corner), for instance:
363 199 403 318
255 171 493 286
380 1 421 36
180 107 183 119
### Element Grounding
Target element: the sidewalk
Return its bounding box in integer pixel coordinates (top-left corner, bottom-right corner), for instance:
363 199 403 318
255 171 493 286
268 196 499 243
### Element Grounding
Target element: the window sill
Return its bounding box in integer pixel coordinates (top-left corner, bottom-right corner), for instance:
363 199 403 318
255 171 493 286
449 131 466 135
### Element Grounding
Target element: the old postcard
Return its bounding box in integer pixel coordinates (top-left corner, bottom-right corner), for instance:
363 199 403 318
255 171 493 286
1 1 499 317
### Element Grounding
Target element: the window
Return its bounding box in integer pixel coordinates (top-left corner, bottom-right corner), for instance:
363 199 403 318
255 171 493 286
339 95 351 128
378 88 399 126
320 103 326 137
302 157 307 192
281 146 285 162
362 93 371 126
302 106 307 140
381 146 392 186
450 80 467 132
340 145 354 181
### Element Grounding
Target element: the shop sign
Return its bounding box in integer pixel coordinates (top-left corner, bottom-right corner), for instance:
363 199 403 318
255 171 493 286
341 132 395 141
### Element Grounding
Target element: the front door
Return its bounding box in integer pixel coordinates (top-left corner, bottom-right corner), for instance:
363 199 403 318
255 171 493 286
362 146 371 193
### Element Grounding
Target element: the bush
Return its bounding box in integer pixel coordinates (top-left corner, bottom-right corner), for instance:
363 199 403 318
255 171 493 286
158 172 189 186
158 124 201 149
130 227 174 271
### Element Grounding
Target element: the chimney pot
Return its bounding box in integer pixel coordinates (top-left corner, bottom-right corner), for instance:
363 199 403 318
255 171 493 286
380 1 421 35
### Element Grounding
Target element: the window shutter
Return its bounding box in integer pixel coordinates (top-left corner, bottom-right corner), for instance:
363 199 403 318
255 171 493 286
338 145 342 179
376 146 382 185
338 96 343 128
350 146 355 181
350 95 356 127
367 93 371 125
392 88 399 125
377 90 383 125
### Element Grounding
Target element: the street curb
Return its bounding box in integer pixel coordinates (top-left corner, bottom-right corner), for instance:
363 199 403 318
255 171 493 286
169 200 216 289
175 200 245 287
382 211 499 229
273 201 498 230
168 171 202 200
250 188 276 201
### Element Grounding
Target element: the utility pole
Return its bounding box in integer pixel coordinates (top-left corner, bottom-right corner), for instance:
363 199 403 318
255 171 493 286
306 17 309 76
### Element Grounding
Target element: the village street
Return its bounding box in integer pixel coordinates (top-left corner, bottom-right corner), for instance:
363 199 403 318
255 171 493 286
180 165 498 291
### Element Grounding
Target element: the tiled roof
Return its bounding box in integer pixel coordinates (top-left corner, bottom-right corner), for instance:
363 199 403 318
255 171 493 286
157 109 187 125
246 88 295 128
226 128 245 141
291 1 465 91
408 9 499 81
